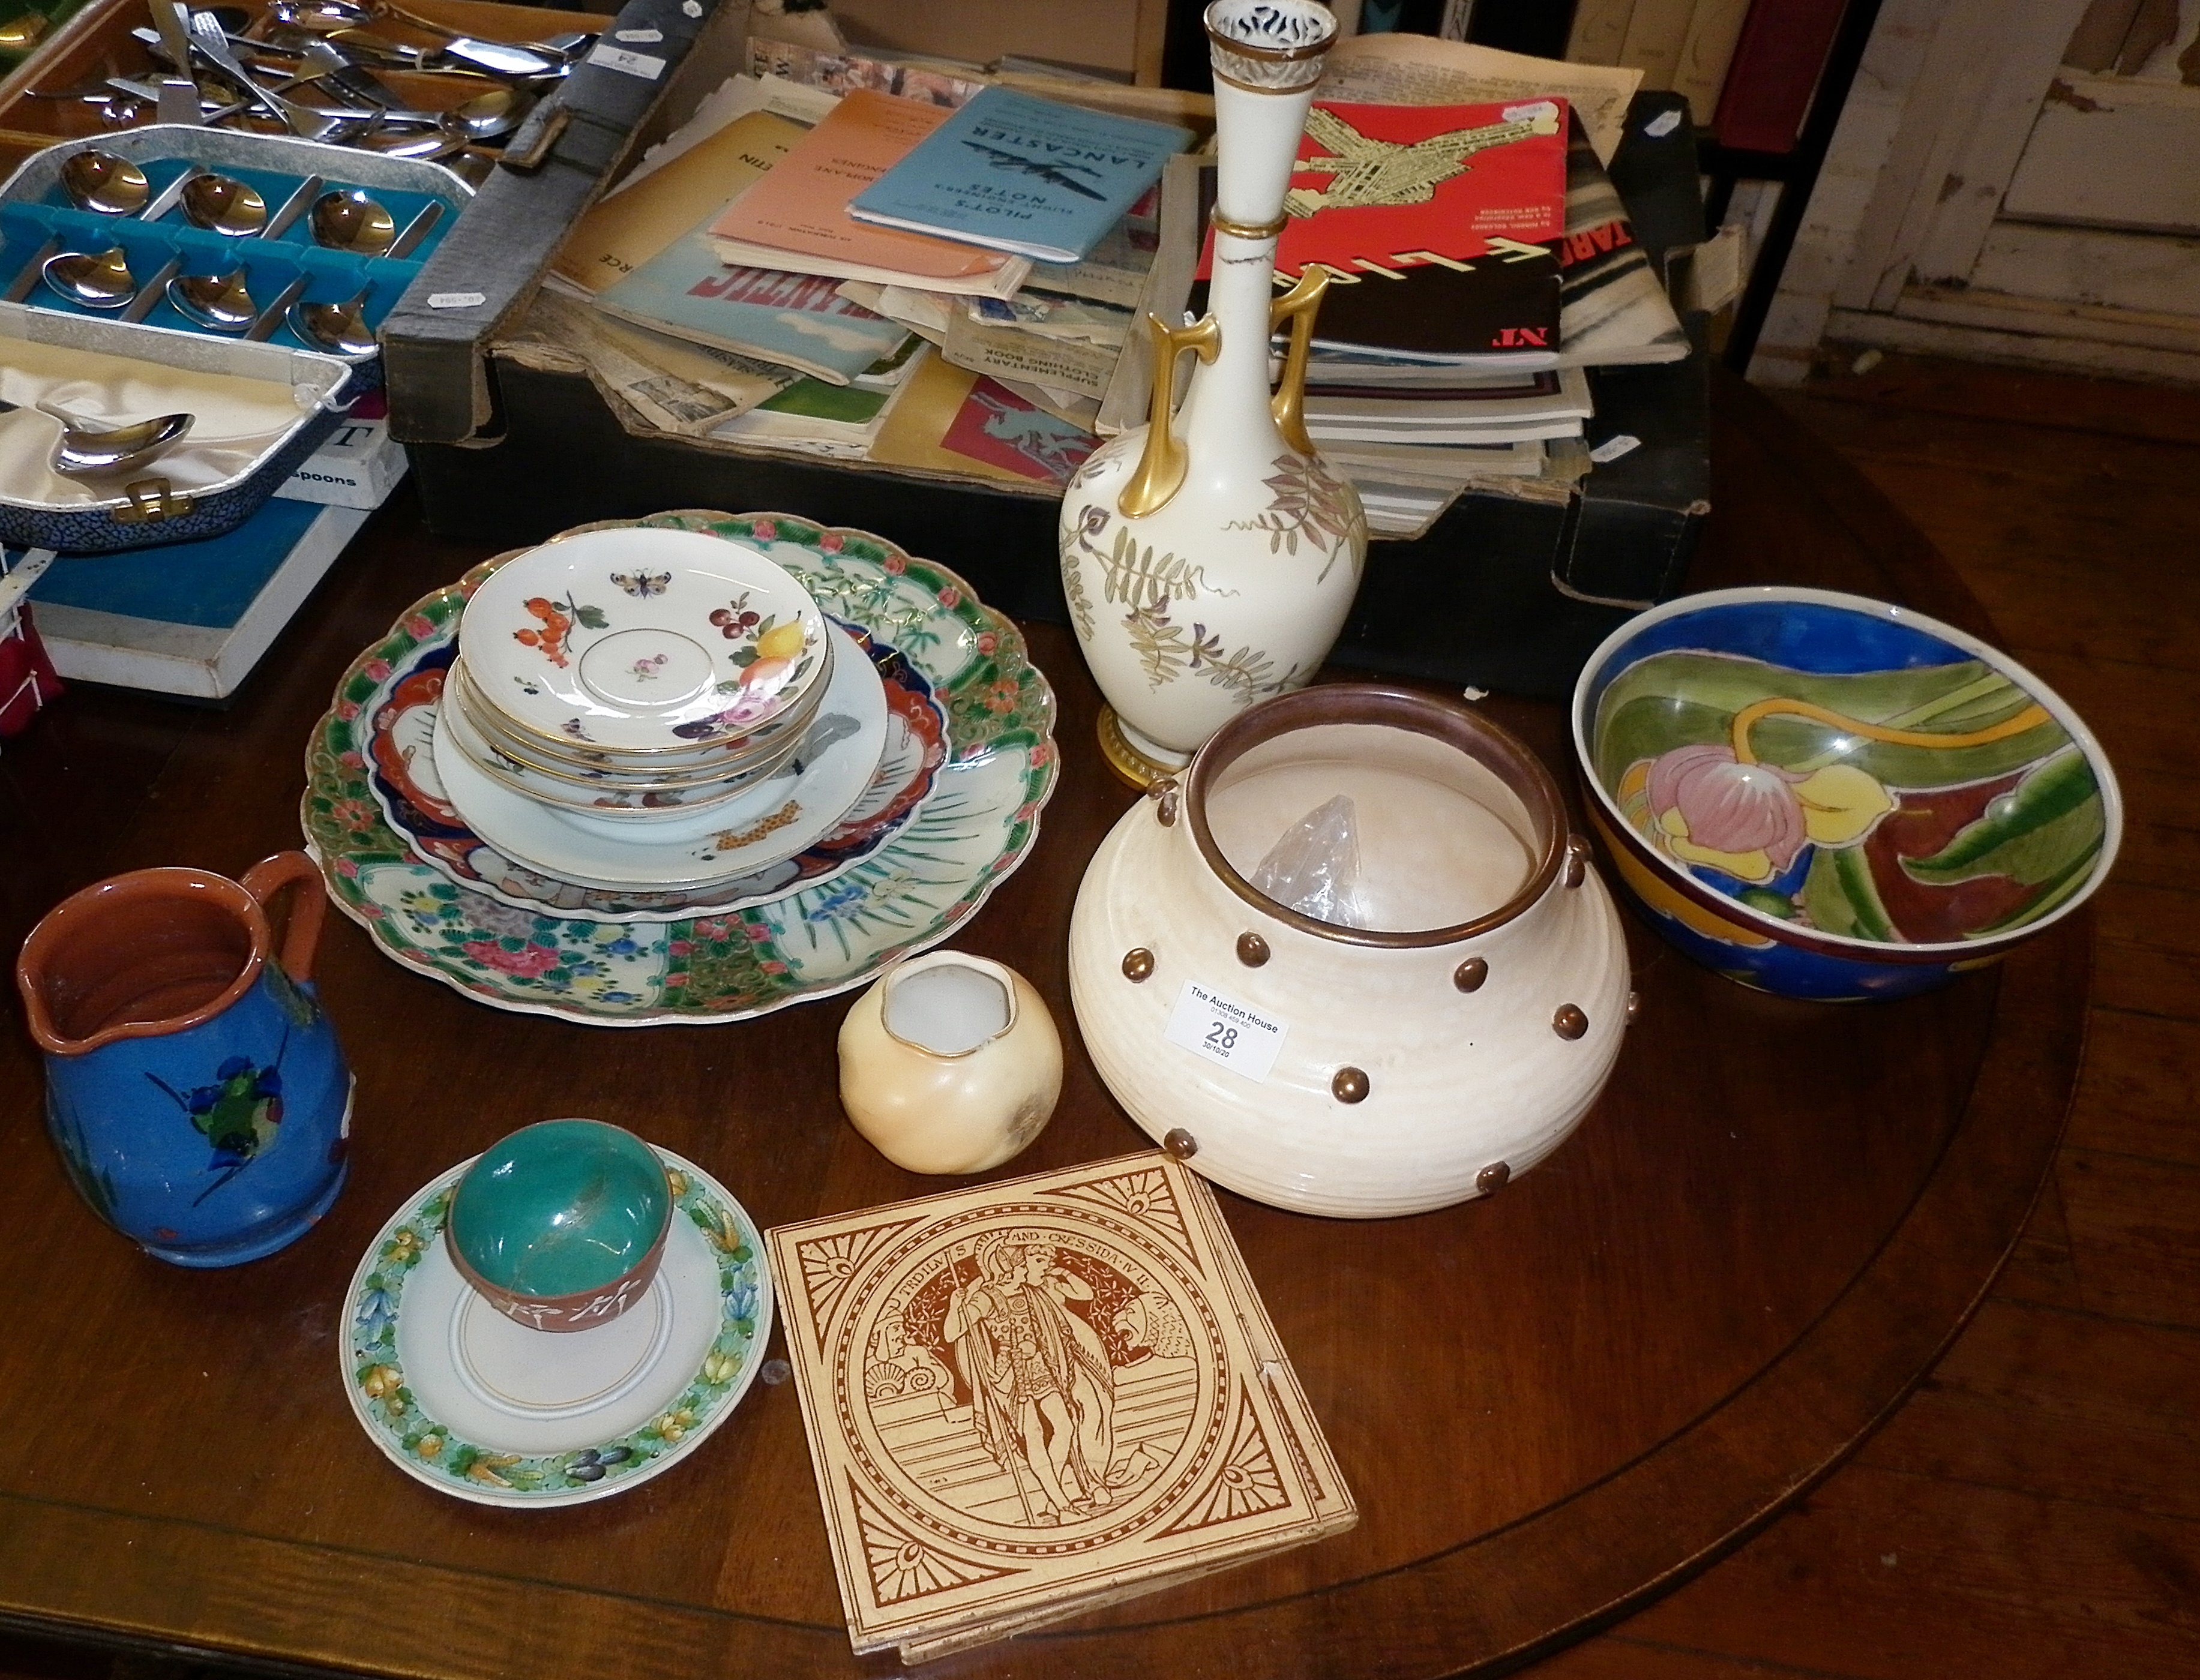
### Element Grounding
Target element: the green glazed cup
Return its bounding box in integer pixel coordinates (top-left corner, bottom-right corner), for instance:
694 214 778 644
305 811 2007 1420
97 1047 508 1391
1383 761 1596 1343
446 1119 672 1333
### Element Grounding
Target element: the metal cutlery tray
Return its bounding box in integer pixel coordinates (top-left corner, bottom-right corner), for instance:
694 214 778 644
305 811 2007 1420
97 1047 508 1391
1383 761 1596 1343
0 128 469 373
0 296 355 551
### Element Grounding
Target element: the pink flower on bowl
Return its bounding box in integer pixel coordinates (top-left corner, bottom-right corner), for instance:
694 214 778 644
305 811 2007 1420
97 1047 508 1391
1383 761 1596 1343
882 555 906 575
937 586 960 608
750 519 777 542
819 532 844 553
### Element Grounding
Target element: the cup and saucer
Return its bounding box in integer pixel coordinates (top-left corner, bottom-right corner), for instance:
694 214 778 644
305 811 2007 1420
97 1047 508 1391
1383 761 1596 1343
340 1120 771 1507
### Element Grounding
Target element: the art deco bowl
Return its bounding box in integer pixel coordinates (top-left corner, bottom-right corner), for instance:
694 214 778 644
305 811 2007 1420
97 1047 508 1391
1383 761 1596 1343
445 1119 673 1333
1571 585 2122 1001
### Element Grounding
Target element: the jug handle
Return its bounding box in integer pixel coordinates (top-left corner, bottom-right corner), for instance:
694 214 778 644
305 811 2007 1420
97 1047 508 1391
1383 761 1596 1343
1120 311 1221 520
239 851 327 986
1267 265 1332 457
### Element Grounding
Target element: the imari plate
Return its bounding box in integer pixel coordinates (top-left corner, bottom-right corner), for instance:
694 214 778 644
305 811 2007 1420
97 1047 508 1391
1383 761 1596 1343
301 511 1058 1026
342 1147 771 1508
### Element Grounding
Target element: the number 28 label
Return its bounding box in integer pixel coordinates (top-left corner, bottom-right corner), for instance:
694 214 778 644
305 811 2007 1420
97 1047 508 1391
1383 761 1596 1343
1163 980 1287 1083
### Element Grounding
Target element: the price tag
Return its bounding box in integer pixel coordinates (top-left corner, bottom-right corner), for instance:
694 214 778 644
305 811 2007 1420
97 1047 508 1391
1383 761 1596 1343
1164 980 1287 1083
1589 433 1641 464
615 26 663 41
427 292 487 310
586 42 666 78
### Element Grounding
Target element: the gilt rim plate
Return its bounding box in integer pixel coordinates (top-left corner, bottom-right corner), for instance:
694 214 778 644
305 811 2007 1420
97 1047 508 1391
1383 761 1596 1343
301 511 1057 1026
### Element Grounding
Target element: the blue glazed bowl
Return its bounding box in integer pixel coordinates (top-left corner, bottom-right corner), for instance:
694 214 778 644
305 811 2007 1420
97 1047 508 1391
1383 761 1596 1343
446 1119 672 1332
1570 586 2121 1002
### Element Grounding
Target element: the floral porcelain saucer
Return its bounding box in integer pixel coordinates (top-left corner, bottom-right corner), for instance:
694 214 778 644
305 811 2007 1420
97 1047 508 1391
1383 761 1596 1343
461 526 831 753
342 1147 771 1508
303 511 1057 1026
363 618 947 922
431 622 889 890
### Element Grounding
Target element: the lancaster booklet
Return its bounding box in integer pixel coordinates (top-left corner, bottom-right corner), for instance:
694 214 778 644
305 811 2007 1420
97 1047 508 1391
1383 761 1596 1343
766 1152 1355 1660
847 85 1192 265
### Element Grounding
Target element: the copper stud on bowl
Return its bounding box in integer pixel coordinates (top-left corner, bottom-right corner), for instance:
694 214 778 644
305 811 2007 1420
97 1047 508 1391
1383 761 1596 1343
1476 1162 1511 1194
1626 990 1642 1025
1122 947 1155 982
1453 956 1488 992
1163 1127 1198 1159
1563 835 1589 889
1236 932 1270 967
1331 1066 1369 1103
1147 776 1180 827
1553 1004 1588 1040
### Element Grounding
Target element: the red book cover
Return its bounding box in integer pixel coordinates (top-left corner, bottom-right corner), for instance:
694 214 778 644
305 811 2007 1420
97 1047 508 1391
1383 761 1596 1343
1713 0 1850 155
1198 98 1570 357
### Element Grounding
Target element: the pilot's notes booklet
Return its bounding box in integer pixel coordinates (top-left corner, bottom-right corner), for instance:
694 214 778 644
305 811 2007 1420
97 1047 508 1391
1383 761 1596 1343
849 86 1192 266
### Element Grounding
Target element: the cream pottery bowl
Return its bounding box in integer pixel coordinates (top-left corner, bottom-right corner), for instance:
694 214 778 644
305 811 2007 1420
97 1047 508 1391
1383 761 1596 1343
1068 685 1632 1218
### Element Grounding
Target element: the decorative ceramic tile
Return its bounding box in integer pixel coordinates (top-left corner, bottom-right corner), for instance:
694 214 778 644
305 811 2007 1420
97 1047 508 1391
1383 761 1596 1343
766 1151 1356 1658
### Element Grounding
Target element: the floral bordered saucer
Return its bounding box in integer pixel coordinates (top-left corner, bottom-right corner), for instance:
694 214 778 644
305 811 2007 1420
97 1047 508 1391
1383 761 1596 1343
341 1147 771 1508
365 618 946 921
301 511 1057 1026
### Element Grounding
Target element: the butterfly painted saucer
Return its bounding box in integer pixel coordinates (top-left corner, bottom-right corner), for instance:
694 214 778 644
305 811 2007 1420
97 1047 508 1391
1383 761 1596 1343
303 511 1056 1027
341 1147 771 1508
364 616 947 921
462 526 831 755
432 622 889 890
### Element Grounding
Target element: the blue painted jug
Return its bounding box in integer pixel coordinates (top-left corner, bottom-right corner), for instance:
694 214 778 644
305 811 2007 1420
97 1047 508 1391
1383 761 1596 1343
16 851 352 1267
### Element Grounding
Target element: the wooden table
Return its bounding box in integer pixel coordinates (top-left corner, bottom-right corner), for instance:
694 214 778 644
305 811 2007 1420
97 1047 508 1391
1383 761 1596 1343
0 379 2085 1680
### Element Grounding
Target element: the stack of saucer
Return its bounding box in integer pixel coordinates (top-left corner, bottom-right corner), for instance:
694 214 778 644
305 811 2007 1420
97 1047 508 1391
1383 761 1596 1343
431 527 892 893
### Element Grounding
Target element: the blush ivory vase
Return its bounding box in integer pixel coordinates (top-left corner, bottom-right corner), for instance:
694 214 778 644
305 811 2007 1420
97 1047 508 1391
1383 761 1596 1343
1059 0 1367 787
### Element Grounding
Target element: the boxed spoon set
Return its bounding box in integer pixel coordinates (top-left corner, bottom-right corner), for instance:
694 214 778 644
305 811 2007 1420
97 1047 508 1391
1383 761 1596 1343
0 126 466 549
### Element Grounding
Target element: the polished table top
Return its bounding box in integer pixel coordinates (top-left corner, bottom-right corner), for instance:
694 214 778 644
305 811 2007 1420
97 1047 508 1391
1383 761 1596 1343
0 379 2085 1679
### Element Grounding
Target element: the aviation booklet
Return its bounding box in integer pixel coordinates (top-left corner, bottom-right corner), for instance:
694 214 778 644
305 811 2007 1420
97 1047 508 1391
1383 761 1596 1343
849 86 1192 266
1195 97 1570 364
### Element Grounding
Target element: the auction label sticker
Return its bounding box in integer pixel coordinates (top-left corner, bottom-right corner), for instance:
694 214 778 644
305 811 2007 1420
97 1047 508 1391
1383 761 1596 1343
1164 980 1286 1082
427 292 487 310
586 42 666 77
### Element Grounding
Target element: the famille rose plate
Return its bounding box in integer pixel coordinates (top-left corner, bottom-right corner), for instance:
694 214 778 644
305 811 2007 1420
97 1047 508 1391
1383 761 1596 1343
302 511 1058 1026
460 526 831 754
341 1147 771 1507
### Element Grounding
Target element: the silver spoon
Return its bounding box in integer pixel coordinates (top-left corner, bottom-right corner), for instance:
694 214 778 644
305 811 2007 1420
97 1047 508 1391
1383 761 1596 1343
179 171 267 235
308 186 392 255
266 0 561 76
43 247 138 309
58 150 150 215
353 118 465 161
290 199 440 353
0 401 196 476
167 265 259 331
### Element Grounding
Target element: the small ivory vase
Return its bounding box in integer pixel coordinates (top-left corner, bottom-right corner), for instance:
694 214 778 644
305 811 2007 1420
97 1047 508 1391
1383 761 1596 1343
838 952 1063 1175
1059 0 1367 788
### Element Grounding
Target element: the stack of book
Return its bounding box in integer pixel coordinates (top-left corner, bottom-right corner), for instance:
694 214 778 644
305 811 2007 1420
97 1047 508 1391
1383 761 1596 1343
532 32 1686 527
539 58 1190 483
1105 74 1688 536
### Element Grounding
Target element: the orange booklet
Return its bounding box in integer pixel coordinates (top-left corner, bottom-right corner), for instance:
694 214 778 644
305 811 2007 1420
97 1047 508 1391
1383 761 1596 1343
707 89 1014 283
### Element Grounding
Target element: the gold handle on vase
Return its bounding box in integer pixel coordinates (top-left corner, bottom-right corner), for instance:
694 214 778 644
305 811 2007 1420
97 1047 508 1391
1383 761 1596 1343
1120 312 1221 520
1267 265 1331 455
